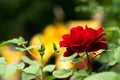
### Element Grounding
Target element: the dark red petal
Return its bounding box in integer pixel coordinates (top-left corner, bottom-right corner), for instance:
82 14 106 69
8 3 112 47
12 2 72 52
96 37 108 43
101 38 108 41
63 48 74 57
64 51 72 57
88 42 108 52
71 46 88 53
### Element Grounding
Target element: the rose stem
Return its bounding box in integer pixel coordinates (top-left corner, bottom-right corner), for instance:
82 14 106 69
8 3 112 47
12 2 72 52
86 52 93 75
86 52 90 65
21 44 40 62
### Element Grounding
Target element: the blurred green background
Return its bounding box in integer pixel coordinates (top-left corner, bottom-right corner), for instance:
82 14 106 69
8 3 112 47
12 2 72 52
0 0 120 44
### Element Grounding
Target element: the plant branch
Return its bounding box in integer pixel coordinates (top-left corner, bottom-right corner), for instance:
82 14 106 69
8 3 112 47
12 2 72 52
22 44 40 62
40 56 44 80
86 52 90 65
79 58 88 69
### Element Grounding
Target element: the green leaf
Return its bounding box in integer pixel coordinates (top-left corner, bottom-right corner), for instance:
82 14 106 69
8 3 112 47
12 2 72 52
0 57 7 76
45 76 55 80
15 47 26 51
76 70 89 76
19 36 25 43
70 75 84 80
108 44 117 49
18 36 28 45
0 38 18 46
0 64 6 76
22 72 35 80
17 62 25 70
4 64 17 77
61 53 78 61
22 56 38 65
108 60 117 66
84 72 120 80
114 47 120 63
23 64 39 74
99 51 114 62
27 46 39 50
72 59 81 64
16 46 39 52
0 37 28 46
53 69 73 78
43 65 56 72
0 57 7 64
70 70 88 80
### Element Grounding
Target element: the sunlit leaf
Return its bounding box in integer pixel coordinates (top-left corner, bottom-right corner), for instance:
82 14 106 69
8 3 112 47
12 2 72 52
19 37 25 43
15 47 26 51
0 57 7 76
99 51 114 62
0 37 27 46
114 47 120 63
17 62 25 70
76 70 89 76
22 56 38 65
70 75 83 80
0 64 6 76
0 57 7 64
0 38 18 46
84 72 120 80
22 72 35 80
16 46 39 52
43 65 55 72
4 64 17 77
27 46 39 50
70 70 88 80
108 60 117 66
53 69 73 78
72 59 81 64
18 36 28 45
61 53 78 61
23 64 39 74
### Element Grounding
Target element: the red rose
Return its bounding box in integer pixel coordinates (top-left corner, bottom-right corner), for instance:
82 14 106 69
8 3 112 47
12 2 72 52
59 25 108 57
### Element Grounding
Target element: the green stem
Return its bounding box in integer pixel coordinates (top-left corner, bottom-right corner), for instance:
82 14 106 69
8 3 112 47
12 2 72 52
34 74 41 80
86 52 93 75
40 56 44 80
86 52 90 65
22 44 40 62
21 44 41 80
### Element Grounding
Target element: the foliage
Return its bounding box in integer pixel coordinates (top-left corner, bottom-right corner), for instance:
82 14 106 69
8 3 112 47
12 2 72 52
0 37 56 80
74 0 120 27
0 30 120 80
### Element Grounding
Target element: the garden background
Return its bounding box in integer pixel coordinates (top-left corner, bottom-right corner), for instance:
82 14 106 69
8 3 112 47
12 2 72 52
0 0 120 43
0 0 120 80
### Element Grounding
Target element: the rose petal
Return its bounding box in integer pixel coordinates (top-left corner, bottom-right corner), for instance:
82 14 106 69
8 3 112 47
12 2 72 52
63 48 74 57
88 42 108 52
